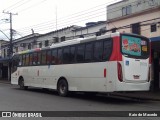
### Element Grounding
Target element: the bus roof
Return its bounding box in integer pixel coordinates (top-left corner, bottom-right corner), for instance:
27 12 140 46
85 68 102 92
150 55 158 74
13 32 121 56
50 32 121 48
50 35 97 48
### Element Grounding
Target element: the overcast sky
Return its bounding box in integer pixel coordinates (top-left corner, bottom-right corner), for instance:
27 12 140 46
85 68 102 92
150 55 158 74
0 0 120 40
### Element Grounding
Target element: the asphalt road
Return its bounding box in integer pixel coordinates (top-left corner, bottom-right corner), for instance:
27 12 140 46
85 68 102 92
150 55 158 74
0 83 160 120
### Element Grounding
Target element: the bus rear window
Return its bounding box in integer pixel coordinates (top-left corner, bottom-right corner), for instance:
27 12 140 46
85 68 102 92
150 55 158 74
121 34 149 59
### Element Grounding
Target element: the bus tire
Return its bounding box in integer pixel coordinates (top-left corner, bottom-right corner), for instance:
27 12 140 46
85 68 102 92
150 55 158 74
19 77 28 90
57 79 68 97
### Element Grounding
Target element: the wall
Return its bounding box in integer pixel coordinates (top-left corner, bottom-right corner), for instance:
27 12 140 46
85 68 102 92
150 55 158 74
73 22 106 37
107 0 160 20
37 26 79 48
107 9 160 38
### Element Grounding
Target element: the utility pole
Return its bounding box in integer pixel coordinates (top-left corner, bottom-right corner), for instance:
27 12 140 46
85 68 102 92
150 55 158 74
3 11 17 81
3 11 18 56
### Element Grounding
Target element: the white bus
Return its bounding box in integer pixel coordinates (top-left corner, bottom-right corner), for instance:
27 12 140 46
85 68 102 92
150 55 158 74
11 32 151 96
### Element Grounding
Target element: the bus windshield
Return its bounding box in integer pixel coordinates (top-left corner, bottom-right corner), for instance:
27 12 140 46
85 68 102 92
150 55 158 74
121 34 149 59
11 55 19 73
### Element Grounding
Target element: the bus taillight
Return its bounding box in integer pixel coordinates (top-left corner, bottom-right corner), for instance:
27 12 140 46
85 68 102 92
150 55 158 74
104 68 107 78
117 62 123 82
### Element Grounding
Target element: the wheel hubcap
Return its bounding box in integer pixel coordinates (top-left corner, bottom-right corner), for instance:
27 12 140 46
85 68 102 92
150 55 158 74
60 84 66 93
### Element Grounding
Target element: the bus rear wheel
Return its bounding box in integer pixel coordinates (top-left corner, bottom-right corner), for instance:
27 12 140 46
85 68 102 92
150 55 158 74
19 77 28 90
57 79 68 97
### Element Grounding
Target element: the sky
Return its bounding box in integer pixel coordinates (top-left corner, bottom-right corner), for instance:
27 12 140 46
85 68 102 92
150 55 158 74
0 0 121 40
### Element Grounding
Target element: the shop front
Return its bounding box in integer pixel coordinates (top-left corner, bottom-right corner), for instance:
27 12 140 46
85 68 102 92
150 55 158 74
0 57 10 81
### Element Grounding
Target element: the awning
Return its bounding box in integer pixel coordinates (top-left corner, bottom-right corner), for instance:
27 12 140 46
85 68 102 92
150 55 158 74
0 57 11 63
150 36 160 42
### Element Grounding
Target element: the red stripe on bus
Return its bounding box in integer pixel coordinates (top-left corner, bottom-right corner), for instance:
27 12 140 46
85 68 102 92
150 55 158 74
109 36 122 61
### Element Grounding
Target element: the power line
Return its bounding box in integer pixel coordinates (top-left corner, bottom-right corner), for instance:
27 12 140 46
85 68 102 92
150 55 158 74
18 0 48 13
17 8 106 31
0 0 26 19
12 16 160 40
0 0 116 20
2 0 48 14
14 0 118 29
0 29 10 40
50 0 115 22
4 0 33 12
16 12 106 35
62 18 160 40
6 0 158 37
4 0 27 10
16 7 106 32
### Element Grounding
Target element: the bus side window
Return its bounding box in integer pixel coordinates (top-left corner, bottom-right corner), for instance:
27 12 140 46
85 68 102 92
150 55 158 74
46 50 51 65
70 46 76 63
19 55 22 66
33 53 38 65
42 51 46 65
51 49 57 64
76 44 85 63
93 41 103 62
63 47 70 64
57 48 63 64
103 39 113 61
26 54 29 66
85 43 93 62
29 53 33 66
37 52 41 65
11 56 19 73
22 55 26 66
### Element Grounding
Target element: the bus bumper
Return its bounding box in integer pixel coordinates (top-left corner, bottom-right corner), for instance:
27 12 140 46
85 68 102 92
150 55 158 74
115 82 150 91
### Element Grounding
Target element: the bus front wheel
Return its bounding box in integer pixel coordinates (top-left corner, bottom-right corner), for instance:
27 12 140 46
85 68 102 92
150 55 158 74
57 79 68 97
19 77 28 90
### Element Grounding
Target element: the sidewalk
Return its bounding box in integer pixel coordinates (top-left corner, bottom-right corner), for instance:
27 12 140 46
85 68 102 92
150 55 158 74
0 79 10 84
0 79 160 101
110 91 160 101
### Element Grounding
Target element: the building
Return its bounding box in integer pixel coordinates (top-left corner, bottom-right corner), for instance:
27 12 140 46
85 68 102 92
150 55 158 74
0 40 9 79
37 25 81 48
0 21 106 81
0 40 9 58
106 0 160 90
36 22 106 48
12 33 40 53
0 33 40 80
72 21 107 37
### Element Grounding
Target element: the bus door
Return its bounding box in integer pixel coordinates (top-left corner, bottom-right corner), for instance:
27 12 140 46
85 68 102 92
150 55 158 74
121 34 149 82
41 50 56 89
